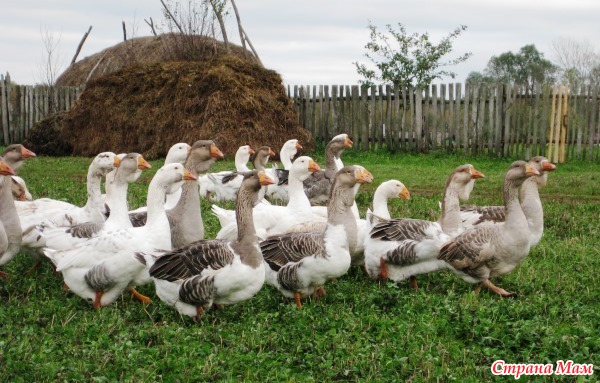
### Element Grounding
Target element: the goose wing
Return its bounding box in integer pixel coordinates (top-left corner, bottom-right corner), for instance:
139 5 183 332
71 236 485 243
67 222 104 239
149 240 234 282
260 231 324 271
437 225 498 270
370 218 441 242
129 211 147 228
460 205 505 226
302 171 332 200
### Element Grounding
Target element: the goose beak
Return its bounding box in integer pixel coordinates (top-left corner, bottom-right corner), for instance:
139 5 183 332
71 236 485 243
542 161 557 172
210 144 224 159
258 171 275 186
248 147 255 155
113 156 121 167
0 161 15 176
344 136 353 148
19 193 26 201
21 146 36 158
471 168 485 179
182 168 197 181
296 142 303 150
187 146 192 154
308 160 320 172
268 149 276 158
399 186 411 200
525 164 540 177
137 156 152 170
355 168 373 184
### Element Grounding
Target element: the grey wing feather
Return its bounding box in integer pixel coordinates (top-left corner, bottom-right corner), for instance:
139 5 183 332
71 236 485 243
302 171 332 199
385 240 420 266
129 211 147 227
461 205 506 225
370 218 436 242
149 240 234 282
179 274 217 307
67 222 104 239
437 225 498 269
84 263 115 291
260 231 324 271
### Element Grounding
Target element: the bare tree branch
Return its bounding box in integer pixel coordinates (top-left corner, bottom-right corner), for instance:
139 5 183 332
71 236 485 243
229 0 246 53
145 17 157 36
122 21 127 41
70 26 92 65
208 0 229 52
160 0 184 34
241 27 263 67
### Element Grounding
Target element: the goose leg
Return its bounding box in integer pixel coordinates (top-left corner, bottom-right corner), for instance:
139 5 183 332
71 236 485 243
378 258 388 281
195 306 204 321
130 289 152 304
409 276 418 290
26 260 43 274
0 270 9 279
474 281 484 295
483 279 516 298
314 286 326 298
93 291 103 309
294 291 302 308
212 303 224 311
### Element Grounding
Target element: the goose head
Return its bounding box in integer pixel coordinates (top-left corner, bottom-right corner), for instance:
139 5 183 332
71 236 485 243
165 143 191 165
328 134 353 158
252 146 275 170
282 139 302 158
290 156 320 182
153 163 198 195
2 144 36 172
0 158 15 177
116 153 151 183
188 140 224 175
528 156 556 187
335 165 373 188
91 152 119 178
235 145 255 168
376 179 411 201
446 164 485 201
506 160 540 187
11 176 32 201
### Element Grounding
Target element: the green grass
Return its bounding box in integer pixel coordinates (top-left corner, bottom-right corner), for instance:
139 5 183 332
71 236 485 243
1 151 598 382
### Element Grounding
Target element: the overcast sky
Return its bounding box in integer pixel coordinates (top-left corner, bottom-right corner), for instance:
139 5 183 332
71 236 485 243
1 0 599 86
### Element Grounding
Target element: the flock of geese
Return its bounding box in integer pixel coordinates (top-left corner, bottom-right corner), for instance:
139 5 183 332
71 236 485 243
0 133 556 320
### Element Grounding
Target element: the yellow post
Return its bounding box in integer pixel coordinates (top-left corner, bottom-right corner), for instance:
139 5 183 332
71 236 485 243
559 84 569 163
548 84 557 159
553 85 563 164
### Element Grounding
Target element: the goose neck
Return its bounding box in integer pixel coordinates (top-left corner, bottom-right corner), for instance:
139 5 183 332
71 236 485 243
235 186 257 243
82 170 104 213
287 170 311 207
440 185 462 235
104 177 131 228
372 188 392 220
503 178 526 226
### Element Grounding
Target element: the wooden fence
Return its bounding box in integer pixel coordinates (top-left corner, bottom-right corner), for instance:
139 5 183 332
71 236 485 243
287 83 600 162
0 74 82 144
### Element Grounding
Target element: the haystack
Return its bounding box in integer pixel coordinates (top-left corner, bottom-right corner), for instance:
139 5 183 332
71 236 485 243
26 55 313 158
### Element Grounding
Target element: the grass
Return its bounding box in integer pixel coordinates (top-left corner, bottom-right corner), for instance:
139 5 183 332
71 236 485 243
0 149 598 382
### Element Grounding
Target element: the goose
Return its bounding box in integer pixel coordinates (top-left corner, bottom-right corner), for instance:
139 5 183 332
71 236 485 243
215 156 324 241
0 159 16 275
437 161 540 297
260 165 373 308
11 176 33 201
364 165 485 288
135 170 275 320
198 145 254 201
264 139 303 202
129 140 223 249
41 153 152 251
458 156 556 248
303 134 353 204
128 143 191 213
44 163 197 309
0 146 35 277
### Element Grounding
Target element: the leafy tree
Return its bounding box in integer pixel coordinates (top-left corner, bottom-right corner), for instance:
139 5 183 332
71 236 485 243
354 22 472 88
481 44 557 93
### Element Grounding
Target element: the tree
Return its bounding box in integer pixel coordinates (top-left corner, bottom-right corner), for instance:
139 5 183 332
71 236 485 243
551 38 600 86
482 44 556 93
354 22 472 88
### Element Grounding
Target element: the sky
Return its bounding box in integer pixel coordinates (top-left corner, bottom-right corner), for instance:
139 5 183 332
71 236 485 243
1 0 599 86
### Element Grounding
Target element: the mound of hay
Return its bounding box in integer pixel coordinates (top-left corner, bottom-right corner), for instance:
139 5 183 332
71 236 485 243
27 55 313 158
23 112 72 156
56 34 256 87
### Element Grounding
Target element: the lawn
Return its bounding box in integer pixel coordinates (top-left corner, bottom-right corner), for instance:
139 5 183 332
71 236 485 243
0 149 598 382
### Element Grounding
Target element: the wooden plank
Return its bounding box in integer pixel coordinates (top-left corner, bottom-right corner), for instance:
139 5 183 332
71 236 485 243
331 85 338 138
385 85 392 151
591 85 599 161
351 85 359 143
503 84 512 157
440 84 447 152
19 85 25 141
447 83 455 152
560 84 569 163
470 84 479 155
361 85 370 151
552 85 563 163
512 85 520 158
575 85 585 159
311 85 317 139
415 88 423 152
298 86 305 129
431 85 438 150
462 82 471 154
1 77 9 144
6 80 14 144
401 86 408 151
531 85 541 156
27 86 33 137
487 84 494 156
408 87 416 151
477 84 486 155
423 85 430 151
454 83 462 152
323 85 330 140
494 84 503 157
378 84 384 148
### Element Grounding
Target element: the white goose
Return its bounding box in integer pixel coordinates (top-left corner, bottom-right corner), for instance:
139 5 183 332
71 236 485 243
260 166 373 308
458 156 556 248
438 161 539 297
44 163 197 309
0 159 16 277
364 165 484 288
198 145 254 201
11 176 33 201
136 170 274 320
215 156 324 241
264 139 303 202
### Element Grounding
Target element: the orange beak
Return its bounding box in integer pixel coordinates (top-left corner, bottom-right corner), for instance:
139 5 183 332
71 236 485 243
542 161 557 171
0 161 15 176
248 147 255 155
308 159 320 172
258 171 275 186
471 167 485 179
355 168 373 184
296 142 303 150
344 136 353 148
183 168 197 181
113 156 121 167
137 156 152 170
399 186 411 200
268 149 276 158
525 164 540 177
21 146 36 158
210 144 224 159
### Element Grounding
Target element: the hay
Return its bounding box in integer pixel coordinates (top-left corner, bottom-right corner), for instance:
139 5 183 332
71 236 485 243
23 112 72 156
27 56 313 159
